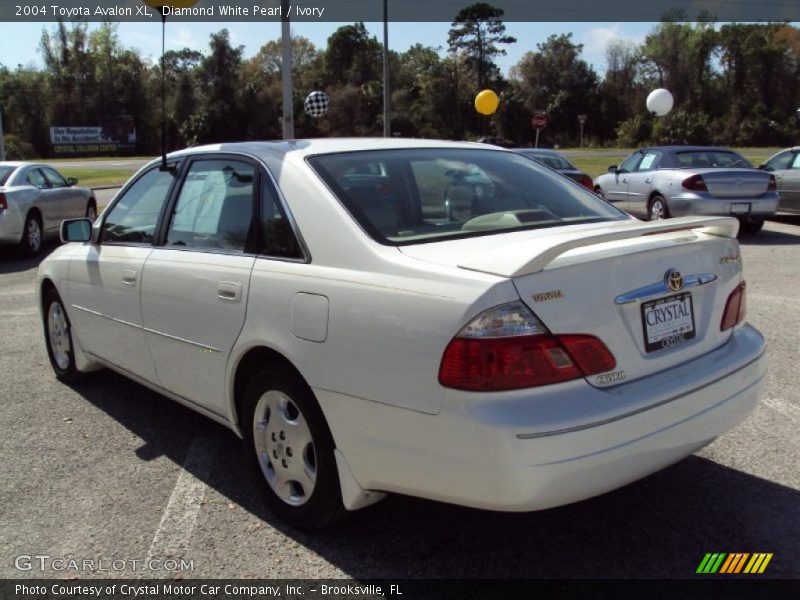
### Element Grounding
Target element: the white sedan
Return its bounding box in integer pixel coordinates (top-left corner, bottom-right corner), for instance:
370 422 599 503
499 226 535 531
38 139 766 529
0 162 97 255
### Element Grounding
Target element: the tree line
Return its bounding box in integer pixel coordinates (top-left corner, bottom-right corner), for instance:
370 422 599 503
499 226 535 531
1 4 799 158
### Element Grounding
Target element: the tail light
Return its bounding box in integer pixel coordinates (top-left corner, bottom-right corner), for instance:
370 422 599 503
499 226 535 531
720 281 746 331
579 174 594 190
767 175 777 191
682 174 708 192
439 301 616 391
0 193 7 211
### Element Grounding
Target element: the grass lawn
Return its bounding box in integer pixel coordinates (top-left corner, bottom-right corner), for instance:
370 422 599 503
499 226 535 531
57 167 139 188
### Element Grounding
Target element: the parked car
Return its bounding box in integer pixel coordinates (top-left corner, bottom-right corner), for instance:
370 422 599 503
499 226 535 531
593 146 778 233
0 162 97 255
759 146 800 214
513 148 594 190
39 139 765 529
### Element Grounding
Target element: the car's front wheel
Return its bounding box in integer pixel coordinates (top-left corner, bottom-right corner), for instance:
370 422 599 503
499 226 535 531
43 288 83 382
242 368 347 529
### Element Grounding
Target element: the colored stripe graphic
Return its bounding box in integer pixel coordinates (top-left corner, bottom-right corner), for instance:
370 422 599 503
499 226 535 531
697 552 773 574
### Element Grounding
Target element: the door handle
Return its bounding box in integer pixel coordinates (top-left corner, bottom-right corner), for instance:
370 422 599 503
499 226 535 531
644 178 652 184
121 270 137 287
217 281 242 302
622 178 628 183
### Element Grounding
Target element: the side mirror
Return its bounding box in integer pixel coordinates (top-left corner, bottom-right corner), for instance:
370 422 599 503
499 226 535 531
608 165 618 173
60 218 93 243
66 177 78 186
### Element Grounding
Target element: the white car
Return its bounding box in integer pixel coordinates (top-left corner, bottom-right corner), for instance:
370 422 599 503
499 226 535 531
0 162 97 255
38 139 766 529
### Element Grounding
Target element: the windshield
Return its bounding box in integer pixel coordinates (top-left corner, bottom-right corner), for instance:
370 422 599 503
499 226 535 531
674 150 751 168
308 148 626 245
0 166 15 186
517 151 574 170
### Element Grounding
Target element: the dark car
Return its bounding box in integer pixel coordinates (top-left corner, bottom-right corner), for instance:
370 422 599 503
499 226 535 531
512 148 594 191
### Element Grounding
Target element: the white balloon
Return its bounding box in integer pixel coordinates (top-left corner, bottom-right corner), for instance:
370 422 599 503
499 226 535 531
646 88 674 116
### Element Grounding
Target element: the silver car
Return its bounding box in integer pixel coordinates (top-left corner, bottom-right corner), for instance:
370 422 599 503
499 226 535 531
760 146 800 214
594 146 779 234
0 162 97 255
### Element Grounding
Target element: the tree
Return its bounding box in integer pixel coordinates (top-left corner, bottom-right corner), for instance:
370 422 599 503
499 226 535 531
251 36 318 78
447 2 516 89
195 29 244 143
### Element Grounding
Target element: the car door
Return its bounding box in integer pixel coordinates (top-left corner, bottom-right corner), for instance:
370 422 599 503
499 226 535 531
67 164 180 383
626 150 662 216
779 152 800 212
41 166 85 219
139 156 258 416
24 167 63 234
763 150 797 212
605 152 642 207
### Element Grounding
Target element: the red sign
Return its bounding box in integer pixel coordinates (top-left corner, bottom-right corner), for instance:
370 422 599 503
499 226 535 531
532 114 547 129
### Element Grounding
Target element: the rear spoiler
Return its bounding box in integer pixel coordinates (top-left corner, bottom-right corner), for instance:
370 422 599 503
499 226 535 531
458 216 739 278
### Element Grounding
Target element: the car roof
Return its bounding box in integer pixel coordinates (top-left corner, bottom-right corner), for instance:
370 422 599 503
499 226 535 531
0 161 33 169
166 138 510 163
512 148 562 155
639 146 741 154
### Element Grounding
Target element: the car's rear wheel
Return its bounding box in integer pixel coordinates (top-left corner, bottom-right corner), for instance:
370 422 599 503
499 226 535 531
43 288 83 382
242 368 347 529
648 195 669 221
20 212 43 256
738 217 765 235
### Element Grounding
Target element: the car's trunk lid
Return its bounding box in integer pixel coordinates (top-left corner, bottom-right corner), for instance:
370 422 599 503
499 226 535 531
400 217 743 387
697 169 771 198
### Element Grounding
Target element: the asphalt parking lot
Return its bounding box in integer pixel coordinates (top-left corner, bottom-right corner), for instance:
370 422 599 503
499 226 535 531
1 217 798 580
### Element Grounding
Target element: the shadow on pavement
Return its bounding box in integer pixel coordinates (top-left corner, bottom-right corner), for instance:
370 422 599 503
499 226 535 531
0 242 58 275
70 369 800 579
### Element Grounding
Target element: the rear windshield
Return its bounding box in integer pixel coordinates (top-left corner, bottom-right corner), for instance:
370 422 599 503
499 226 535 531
308 148 626 245
0 166 15 186
674 151 751 168
517 151 574 170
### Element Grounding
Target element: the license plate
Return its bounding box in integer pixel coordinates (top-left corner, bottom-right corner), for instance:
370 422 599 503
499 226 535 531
730 203 751 214
641 293 696 353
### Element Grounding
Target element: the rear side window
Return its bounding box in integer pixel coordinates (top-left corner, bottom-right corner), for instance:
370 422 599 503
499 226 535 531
636 151 662 171
675 151 751 168
260 179 303 259
26 169 48 189
521 152 573 170
0 166 15 186
102 167 176 244
309 148 625 245
166 159 255 252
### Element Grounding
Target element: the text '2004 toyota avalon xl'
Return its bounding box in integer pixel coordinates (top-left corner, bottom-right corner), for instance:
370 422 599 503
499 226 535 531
38 139 766 529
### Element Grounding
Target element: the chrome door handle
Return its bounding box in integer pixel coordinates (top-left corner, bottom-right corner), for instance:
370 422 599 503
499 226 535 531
644 178 652 184
217 281 242 302
121 270 137 286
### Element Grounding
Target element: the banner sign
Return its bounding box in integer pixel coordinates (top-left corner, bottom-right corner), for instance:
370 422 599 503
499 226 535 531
50 117 136 156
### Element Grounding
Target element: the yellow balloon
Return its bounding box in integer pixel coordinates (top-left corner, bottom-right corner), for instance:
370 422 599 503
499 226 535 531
475 89 499 115
143 0 200 8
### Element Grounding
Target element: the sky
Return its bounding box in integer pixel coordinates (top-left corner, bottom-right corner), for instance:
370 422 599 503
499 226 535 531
0 20 653 75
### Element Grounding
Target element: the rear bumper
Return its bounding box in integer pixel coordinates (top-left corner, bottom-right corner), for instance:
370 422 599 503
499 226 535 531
0 209 24 244
320 324 766 511
668 192 779 218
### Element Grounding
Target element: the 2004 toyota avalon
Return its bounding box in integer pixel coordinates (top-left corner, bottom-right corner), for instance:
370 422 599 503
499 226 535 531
38 139 766 529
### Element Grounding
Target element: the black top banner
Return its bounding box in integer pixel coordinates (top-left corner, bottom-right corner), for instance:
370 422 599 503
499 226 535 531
1 0 799 22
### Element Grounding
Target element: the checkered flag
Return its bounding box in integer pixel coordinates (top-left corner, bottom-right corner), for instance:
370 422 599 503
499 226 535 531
304 91 330 118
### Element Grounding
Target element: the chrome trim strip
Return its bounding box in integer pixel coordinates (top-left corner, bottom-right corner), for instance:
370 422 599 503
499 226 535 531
515 350 764 440
615 273 717 305
142 327 222 353
72 304 222 353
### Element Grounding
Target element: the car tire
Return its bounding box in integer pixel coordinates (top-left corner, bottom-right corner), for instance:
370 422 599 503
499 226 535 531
648 195 670 221
42 287 83 383
738 217 765 235
20 212 43 256
242 368 347 530
86 200 97 221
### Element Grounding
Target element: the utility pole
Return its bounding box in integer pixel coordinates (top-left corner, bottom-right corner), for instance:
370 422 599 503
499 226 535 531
281 0 294 139
382 0 390 137
0 106 5 161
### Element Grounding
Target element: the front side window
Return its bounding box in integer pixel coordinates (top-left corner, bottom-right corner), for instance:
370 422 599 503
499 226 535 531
618 153 643 173
102 167 177 244
41 167 67 188
764 151 792 172
309 148 626 245
166 159 255 252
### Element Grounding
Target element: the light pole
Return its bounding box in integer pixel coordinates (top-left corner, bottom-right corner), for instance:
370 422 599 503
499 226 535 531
0 106 5 161
382 0 390 137
281 0 294 140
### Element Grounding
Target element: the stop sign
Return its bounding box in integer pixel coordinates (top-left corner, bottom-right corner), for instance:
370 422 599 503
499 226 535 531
532 114 547 129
